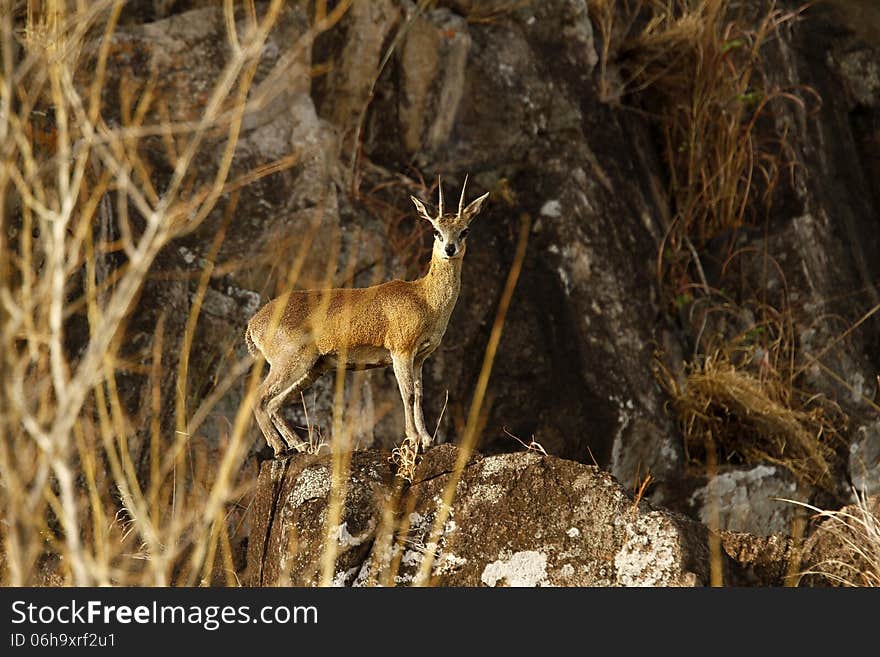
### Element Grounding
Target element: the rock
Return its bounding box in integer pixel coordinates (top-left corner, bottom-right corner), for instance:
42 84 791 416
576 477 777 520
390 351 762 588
249 445 743 586
688 465 803 536
849 421 880 497
832 48 880 108
313 0 400 153
720 532 797 586
384 446 715 586
763 1 880 402
799 494 880 587
398 8 471 159
246 450 394 586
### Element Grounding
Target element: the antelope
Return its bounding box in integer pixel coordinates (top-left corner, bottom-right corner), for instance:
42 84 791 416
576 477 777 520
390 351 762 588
245 176 489 457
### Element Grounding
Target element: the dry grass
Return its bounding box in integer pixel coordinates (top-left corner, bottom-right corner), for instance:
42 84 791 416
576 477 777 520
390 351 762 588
788 491 880 587
658 347 840 490
503 427 549 457
463 1 533 25
390 438 420 483
590 1 815 296
591 1 843 490
0 0 353 586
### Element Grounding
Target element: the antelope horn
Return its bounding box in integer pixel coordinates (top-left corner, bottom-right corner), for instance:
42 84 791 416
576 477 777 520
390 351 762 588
437 175 444 217
458 173 469 216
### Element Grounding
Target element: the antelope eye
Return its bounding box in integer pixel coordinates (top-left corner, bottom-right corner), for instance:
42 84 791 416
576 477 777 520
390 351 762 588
433 229 442 240
459 228 469 239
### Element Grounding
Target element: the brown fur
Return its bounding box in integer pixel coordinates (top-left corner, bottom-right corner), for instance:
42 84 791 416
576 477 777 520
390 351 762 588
247 182 488 456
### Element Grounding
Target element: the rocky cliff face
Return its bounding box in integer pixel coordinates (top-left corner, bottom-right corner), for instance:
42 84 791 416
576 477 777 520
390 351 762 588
32 0 879 583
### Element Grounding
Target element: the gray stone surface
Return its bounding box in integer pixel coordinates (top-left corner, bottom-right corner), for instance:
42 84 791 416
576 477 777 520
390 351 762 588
850 421 880 497
689 465 801 536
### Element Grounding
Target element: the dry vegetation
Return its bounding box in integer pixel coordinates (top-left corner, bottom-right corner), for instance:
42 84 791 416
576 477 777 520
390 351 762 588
0 0 357 586
592 0 812 249
589 0 847 484
658 348 840 490
591 0 880 583
786 491 880 586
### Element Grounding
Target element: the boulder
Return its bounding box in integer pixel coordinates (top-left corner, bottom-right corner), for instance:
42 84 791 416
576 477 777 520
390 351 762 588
799 494 880 587
247 451 395 586
248 445 741 586
688 465 803 536
720 532 797 587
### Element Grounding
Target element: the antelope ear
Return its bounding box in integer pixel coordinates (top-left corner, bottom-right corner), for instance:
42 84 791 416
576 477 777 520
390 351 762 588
460 191 489 223
411 195 433 222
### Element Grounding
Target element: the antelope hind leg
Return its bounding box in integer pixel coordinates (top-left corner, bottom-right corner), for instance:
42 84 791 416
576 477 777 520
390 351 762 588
265 351 321 453
254 367 295 457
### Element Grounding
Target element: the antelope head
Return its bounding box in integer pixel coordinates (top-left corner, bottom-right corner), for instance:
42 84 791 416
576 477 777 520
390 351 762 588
411 175 490 260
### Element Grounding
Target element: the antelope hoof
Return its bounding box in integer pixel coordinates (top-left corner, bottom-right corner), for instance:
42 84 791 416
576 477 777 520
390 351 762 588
270 438 302 459
274 440 309 458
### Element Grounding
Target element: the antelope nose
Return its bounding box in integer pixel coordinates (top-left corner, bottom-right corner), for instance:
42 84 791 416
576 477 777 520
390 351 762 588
445 244 456 256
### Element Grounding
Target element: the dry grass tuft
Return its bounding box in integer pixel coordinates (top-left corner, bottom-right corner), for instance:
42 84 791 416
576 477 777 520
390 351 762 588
463 1 533 25
390 438 420 483
659 347 840 490
503 427 548 456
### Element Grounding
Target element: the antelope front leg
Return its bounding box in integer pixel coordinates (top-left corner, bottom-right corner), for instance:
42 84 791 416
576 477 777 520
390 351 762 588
391 352 418 442
412 356 432 450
